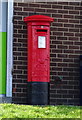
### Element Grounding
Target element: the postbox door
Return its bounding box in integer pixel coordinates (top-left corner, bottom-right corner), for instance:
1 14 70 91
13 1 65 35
31 26 50 82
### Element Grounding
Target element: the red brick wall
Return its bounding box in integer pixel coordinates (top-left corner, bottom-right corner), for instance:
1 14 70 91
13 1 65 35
13 1 82 105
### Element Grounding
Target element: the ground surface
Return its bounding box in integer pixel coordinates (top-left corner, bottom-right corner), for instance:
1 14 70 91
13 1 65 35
0 104 81 119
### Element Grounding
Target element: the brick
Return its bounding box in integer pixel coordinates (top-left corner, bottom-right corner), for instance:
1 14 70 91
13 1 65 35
69 81 79 85
69 54 79 58
52 58 62 62
23 8 34 11
50 94 62 98
75 6 82 10
63 94 73 98
64 15 74 19
52 14 62 18
17 65 27 69
75 33 82 37
35 8 45 12
64 49 74 53
57 90 67 94
50 36 56 40
13 61 22 65
75 50 82 54
52 41 62 44
64 32 74 36
14 29 17 33
18 38 27 43
69 63 78 67
50 27 57 31
69 2 80 6
58 27 68 32
14 7 22 11
69 28 79 33
14 2 17 6
69 37 79 41
63 67 73 72
47 9 57 13
41 4 51 8
58 54 67 58
52 49 62 53
50 72 57 75
63 76 73 81
63 58 73 63
64 6 74 10
14 34 22 38
69 10 79 14
58 45 68 49
75 24 82 28
18 3 29 7
62 85 74 89
75 42 82 45
57 36 67 40
63 41 73 45
50 45 56 48
75 15 82 19
50 63 56 66
52 5 62 9
69 20 79 24
69 45 79 49
52 67 62 71
52 22 63 27
58 9 68 14
58 63 68 67
64 24 74 28
18 57 27 61
50 54 56 57
14 25 22 29
58 19 68 23
29 3 40 7
13 52 21 56
58 10 69 14
17 12 28 16
53 32 63 36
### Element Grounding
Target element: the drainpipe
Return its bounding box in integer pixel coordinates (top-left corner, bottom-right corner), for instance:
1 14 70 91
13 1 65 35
6 0 13 102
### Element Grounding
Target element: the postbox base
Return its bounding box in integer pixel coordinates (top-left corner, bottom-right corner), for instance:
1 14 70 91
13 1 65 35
27 82 49 105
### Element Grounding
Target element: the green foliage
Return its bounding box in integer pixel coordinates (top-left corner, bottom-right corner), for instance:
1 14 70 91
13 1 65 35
0 104 81 119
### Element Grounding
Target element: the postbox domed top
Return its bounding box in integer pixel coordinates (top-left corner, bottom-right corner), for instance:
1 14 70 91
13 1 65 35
24 15 54 23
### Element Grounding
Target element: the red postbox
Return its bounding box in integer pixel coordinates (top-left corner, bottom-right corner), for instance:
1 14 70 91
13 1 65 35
24 15 54 105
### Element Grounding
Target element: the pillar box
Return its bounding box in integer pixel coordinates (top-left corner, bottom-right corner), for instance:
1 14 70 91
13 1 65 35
24 15 54 105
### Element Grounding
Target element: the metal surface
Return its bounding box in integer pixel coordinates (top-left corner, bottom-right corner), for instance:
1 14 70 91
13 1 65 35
6 0 13 97
24 15 54 82
24 15 54 105
27 82 49 105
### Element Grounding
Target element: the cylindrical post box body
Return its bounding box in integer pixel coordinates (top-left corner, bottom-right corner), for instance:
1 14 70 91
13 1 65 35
24 15 54 105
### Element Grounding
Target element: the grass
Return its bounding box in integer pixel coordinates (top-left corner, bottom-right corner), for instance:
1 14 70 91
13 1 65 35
0 103 81 119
